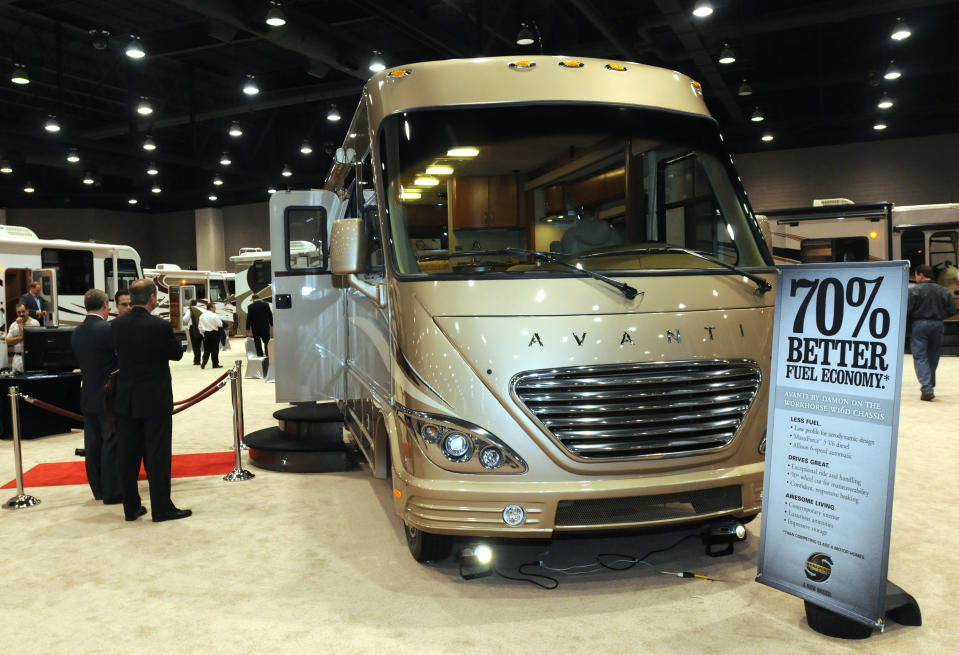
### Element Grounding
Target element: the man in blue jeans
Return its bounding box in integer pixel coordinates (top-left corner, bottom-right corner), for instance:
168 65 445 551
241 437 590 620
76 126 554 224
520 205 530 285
908 264 957 401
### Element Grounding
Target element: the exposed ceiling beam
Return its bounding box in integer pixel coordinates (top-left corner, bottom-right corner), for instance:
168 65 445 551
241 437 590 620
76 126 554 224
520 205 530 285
80 81 364 140
352 0 465 59
569 0 637 61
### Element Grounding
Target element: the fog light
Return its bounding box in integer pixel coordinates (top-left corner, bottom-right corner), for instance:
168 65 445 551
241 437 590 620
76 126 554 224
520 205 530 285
420 424 440 443
442 433 471 460
479 447 503 469
502 504 526 526
701 519 747 557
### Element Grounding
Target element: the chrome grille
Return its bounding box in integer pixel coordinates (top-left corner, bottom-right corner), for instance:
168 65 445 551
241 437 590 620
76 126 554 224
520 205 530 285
512 360 761 460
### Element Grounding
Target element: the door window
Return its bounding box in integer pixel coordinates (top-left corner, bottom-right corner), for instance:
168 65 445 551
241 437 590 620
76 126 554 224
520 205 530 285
41 248 93 295
285 207 328 271
104 258 140 296
928 231 958 276
900 229 925 273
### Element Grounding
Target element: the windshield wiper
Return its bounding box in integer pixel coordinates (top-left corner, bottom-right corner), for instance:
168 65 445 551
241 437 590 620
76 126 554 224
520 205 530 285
579 246 772 294
418 248 641 300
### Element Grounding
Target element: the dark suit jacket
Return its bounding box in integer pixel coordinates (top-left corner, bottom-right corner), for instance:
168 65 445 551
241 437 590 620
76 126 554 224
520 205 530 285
19 292 47 321
246 300 273 334
71 314 118 415
112 306 183 417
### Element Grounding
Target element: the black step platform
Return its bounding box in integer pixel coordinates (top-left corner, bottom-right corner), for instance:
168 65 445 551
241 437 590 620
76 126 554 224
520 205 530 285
243 427 358 473
274 403 344 439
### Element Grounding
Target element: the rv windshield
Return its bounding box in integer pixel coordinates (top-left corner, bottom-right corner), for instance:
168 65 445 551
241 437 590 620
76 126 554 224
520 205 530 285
380 105 769 277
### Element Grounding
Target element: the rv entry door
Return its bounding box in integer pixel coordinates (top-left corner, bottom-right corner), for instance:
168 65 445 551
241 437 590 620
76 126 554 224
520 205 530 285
31 268 58 326
269 189 349 403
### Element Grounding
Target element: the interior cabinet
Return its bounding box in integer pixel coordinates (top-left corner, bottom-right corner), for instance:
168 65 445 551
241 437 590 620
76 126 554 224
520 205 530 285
451 175 528 229
405 204 448 228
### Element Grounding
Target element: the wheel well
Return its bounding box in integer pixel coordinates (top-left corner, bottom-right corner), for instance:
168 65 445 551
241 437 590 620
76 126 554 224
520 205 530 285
372 414 390 479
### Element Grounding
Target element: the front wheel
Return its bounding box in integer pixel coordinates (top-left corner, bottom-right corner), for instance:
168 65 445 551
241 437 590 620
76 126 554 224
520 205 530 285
404 522 452 562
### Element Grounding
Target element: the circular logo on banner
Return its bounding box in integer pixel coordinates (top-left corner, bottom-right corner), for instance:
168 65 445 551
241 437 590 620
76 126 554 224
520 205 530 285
805 553 833 582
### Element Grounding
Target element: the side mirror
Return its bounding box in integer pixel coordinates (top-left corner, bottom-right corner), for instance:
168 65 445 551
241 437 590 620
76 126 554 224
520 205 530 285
330 218 385 306
330 218 366 275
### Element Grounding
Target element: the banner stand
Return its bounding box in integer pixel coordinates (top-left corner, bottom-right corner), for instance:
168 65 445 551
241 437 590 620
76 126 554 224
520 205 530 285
805 581 921 639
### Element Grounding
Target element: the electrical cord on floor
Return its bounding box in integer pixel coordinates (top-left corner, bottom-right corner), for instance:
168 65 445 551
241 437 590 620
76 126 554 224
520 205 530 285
495 533 720 589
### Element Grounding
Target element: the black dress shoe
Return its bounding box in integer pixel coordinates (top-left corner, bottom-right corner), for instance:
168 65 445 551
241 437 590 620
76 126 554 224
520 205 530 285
125 506 148 521
152 508 192 522
103 497 123 505
211 365 223 369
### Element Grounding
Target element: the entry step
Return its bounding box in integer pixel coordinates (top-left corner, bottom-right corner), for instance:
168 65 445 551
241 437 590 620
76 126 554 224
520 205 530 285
243 426 358 473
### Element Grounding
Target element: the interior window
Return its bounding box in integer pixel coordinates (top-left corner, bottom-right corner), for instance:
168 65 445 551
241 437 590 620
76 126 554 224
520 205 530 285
900 229 925 273
104 258 140 297
209 280 226 301
42 248 93 295
800 237 869 263
928 231 958 276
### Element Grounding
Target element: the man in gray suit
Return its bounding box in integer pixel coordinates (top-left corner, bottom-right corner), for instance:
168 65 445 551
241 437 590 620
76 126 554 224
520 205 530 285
71 289 119 503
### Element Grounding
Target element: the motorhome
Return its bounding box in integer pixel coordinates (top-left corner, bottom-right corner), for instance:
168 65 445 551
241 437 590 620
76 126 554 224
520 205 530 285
143 264 235 333
0 224 142 329
269 56 777 562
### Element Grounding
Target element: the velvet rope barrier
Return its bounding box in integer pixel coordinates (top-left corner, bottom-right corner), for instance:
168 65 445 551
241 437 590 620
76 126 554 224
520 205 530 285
173 370 231 405
171 379 228 415
19 394 83 422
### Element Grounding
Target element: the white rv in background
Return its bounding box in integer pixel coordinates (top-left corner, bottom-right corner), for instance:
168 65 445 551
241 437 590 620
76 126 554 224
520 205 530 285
0 224 142 330
228 247 273 331
143 264 235 332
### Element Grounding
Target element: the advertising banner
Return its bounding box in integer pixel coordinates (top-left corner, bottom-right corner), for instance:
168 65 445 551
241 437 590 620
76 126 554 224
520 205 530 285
756 261 909 630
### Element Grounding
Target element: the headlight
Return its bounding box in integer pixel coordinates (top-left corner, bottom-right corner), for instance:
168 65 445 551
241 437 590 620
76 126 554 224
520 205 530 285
398 407 527 474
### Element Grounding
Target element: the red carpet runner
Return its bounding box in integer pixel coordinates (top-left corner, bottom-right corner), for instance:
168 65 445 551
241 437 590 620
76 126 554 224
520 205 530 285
2 451 236 489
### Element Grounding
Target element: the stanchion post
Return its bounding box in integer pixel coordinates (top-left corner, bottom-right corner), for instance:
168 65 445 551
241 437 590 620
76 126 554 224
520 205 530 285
3 386 41 510
224 361 254 482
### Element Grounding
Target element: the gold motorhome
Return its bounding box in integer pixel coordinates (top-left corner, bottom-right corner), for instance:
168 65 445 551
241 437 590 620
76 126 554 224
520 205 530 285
268 56 777 562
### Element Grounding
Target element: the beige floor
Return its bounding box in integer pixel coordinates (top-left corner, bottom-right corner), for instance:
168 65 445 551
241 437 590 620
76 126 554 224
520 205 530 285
0 341 953 654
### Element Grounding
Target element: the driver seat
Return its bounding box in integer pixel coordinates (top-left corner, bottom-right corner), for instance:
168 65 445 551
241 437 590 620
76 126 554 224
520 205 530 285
560 218 623 254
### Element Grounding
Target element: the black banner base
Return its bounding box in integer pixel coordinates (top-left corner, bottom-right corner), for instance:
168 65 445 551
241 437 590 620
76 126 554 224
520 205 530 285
805 580 921 639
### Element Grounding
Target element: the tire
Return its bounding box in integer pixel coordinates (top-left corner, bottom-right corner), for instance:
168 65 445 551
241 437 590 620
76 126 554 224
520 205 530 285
404 522 452 562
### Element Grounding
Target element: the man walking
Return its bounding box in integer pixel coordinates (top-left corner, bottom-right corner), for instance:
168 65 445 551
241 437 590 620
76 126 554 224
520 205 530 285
199 301 223 369
71 289 120 504
908 264 957 401
112 279 190 522
246 299 273 357
19 281 48 323
181 299 203 365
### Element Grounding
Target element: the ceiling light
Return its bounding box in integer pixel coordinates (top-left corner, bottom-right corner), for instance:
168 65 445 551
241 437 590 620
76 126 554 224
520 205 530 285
265 2 286 27
426 165 454 175
125 36 145 59
692 1 714 18
220 152 232 166
213 174 224 186
447 147 479 157
877 93 894 109
10 63 29 85
23 182 35 193
281 164 292 177
136 97 153 115
128 197 138 205
243 74 259 95
890 18 911 41
874 121 888 131
66 148 80 163
399 190 421 200
0 160 13 174
89 28 110 51
414 176 439 186
516 22 535 46
142 135 156 151
369 50 386 72
300 140 313 155
718 44 736 65
146 162 159 175
151 183 162 194
326 104 341 122
267 185 277 194
229 121 243 137
208 193 218 201
738 80 752 96
761 132 774 142
884 61 902 80
750 107 765 122
82 171 95 184
44 115 61 132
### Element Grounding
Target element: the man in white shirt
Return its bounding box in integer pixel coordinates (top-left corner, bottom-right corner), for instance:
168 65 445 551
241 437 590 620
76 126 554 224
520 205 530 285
198 301 224 369
5 303 40 372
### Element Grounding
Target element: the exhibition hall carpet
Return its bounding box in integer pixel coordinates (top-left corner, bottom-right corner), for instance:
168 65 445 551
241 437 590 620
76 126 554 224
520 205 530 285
1 451 236 489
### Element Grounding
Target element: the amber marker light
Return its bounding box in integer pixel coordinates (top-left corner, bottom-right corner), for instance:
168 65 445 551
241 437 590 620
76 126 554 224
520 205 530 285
509 60 536 70
388 68 412 78
605 63 628 71
869 231 878 239
393 488 402 498
558 60 584 68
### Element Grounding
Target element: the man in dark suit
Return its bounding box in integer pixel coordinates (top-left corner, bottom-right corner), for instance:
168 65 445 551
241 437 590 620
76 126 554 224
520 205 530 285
71 289 120 504
245 299 273 357
19 281 48 323
112 279 190 522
